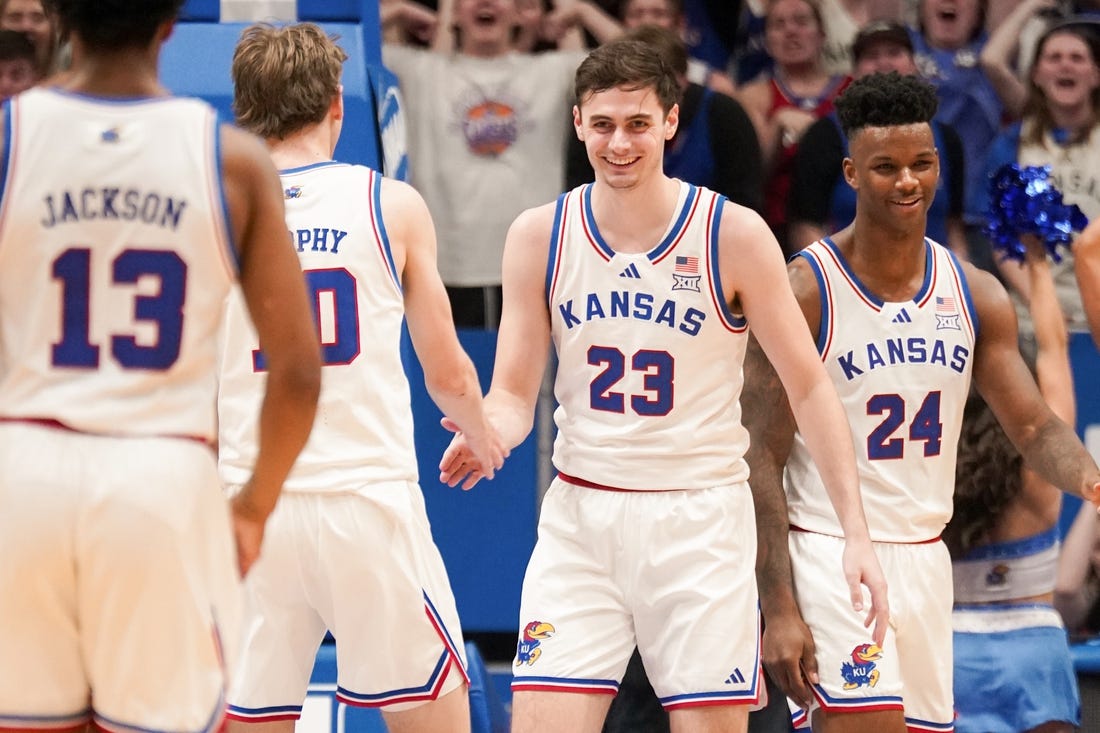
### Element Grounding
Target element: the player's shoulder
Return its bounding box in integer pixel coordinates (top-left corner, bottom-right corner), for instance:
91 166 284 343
218 122 275 176
714 195 771 241
376 173 432 223
509 198 560 242
958 258 1011 314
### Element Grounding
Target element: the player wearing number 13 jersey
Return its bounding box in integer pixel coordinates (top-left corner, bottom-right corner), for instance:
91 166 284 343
0 2 321 731
218 23 504 732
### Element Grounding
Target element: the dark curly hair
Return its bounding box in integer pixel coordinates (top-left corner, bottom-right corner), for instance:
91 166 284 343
943 388 1024 557
835 71 939 138
54 0 183 51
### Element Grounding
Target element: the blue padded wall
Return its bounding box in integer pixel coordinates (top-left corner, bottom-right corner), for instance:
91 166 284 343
161 20 382 170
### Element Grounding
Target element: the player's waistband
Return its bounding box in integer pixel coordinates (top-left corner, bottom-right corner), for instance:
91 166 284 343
557 471 685 493
952 603 1065 633
789 524 941 545
0 416 214 448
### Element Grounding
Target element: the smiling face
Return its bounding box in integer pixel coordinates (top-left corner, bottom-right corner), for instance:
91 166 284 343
845 122 939 236
1031 30 1100 113
764 0 825 69
454 0 518 57
854 40 918 78
573 85 678 191
620 0 679 30
920 0 982 50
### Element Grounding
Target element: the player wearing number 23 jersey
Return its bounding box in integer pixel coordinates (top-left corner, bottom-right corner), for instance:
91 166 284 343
549 180 751 491
439 36 891 731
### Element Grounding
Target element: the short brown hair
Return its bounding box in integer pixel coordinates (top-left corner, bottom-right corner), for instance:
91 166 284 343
232 22 347 140
573 33 680 114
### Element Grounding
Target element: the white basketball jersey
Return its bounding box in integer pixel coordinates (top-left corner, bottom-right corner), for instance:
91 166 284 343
785 238 977 542
218 163 417 493
547 181 750 490
0 88 235 441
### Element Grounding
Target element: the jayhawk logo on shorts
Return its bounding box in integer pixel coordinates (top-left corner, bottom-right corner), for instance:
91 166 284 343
985 562 1010 587
840 643 882 689
515 620 555 666
284 186 303 200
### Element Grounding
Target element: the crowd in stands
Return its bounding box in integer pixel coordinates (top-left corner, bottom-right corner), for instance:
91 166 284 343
10 0 1100 730
379 2 1100 730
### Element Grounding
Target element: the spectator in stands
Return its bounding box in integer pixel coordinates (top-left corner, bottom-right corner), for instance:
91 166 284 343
0 27 38 100
910 0 1002 229
544 0 738 96
0 0 56 76
736 0 850 255
383 0 592 329
566 24 764 212
731 0 772 85
787 21 968 257
980 0 1068 120
731 0 906 84
947 235 1081 733
972 18 1100 336
380 0 438 46
818 0 908 75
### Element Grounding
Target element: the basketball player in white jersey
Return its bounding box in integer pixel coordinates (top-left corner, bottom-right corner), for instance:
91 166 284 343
0 1 323 731
220 22 505 733
439 30 888 733
743 72 1100 733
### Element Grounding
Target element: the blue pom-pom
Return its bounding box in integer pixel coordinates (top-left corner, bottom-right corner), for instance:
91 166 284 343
984 164 1088 264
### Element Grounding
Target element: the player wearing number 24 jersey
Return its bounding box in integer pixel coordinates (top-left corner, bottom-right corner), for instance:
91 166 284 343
0 2 320 730
743 73 1100 733
218 23 504 731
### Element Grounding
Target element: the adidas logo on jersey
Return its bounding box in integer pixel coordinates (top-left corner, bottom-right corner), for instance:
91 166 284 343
724 668 746 685
619 263 641 279
891 308 912 324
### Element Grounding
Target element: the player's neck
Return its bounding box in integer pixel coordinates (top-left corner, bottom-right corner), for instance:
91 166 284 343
59 36 165 98
59 55 163 98
589 175 680 253
267 128 336 170
845 218 928 296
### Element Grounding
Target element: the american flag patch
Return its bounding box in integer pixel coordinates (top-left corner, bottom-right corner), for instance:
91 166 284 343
675 256 699 274
936 296 956 313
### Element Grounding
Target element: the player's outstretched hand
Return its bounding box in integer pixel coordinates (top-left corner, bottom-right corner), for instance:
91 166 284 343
229 487 268 577
1088 481 1100 510
762 609 819 710
438 417 508 490
842 536 890 647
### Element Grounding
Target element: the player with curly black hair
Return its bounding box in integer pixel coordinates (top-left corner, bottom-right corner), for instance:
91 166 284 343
744 71 1100 733
834 71 939 136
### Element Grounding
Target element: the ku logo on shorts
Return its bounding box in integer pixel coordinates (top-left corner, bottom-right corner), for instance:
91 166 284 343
840 643 883 690
516 621 555 666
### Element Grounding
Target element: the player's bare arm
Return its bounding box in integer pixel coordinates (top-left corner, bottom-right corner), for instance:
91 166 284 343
385 177 505 484
967 262 1100 505
440 203 554 488
742 334 819 707
722 206 889 644
1076 218 1100 348
221 123 322 573
1015 237 1076 525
